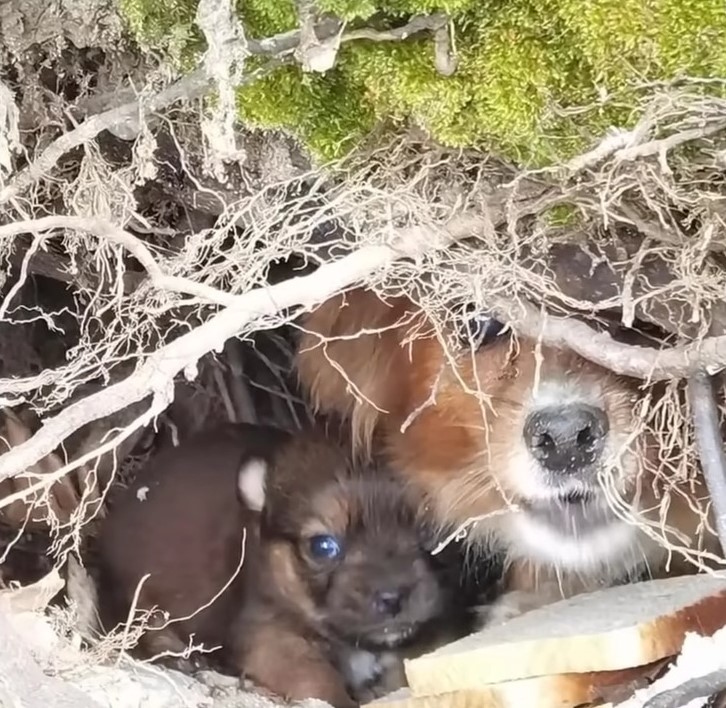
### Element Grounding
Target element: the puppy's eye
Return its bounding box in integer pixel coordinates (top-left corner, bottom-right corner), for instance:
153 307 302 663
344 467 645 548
308 534 342 560
462 315 508 348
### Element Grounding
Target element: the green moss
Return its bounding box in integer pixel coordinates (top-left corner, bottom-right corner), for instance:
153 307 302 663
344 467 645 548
237 64 376 161
544 204 581 227
238 0 297 36
119 0 201 67
117 0 726 167
317 0 379 22
657 0 726 76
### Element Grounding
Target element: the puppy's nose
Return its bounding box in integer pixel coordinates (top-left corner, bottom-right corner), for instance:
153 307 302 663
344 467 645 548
523 404 609 474
373 589 403 617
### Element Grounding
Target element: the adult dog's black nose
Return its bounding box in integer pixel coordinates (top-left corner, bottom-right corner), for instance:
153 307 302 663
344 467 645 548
523 404 609 474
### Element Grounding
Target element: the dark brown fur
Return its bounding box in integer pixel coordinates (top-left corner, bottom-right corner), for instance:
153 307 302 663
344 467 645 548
96 423 472 707
295 289 721 619
95 424 287 665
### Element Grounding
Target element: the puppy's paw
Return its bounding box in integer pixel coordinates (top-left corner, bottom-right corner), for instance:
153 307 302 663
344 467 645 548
341 648 383 693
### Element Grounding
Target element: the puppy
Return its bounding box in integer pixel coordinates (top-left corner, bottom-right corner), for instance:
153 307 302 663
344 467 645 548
295 288 722 621
95 422 474 707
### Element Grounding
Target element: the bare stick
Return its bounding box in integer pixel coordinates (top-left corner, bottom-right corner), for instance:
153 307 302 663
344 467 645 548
0 216 474 482
223 340 258 425
5 219 726 392
115 573 152 666
643 668 726 708
432 19 457 76
294 0 341 73
343 12 447 42
0 59 281 206
498 300 726 380
687 373 726 554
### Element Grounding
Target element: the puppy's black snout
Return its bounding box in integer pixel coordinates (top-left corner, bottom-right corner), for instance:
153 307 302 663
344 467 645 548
523 404 609 474
373 589 404 617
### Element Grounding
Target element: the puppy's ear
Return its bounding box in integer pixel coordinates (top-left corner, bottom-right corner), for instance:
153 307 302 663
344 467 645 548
237 457 267 512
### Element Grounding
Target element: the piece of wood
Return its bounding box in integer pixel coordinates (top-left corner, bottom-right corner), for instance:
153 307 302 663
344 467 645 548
404 574 726 696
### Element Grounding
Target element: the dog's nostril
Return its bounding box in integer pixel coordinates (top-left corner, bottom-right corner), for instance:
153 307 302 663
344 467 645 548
373 590 403 617
534 432 555 450
576 426 594 448
523 404 610 474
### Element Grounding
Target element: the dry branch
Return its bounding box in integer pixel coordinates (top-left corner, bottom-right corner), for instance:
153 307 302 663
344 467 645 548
687 373 726 554
0 213 479 483
195 0 250 165
642 669 726 708
343 12 448 43
499 300 726 380
294 0 341 73
0 216 249 304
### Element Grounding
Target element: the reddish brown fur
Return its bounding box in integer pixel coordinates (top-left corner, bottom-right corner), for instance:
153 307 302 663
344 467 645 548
295 288 721 616
96 422 472 708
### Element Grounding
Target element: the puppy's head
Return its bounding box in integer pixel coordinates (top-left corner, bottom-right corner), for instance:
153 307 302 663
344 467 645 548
295 290 710 578
237 432 455 648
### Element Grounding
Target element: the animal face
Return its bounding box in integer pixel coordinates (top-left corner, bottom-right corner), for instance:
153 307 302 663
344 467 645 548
407 325 645 573
295 289 712 581
238 435 454 648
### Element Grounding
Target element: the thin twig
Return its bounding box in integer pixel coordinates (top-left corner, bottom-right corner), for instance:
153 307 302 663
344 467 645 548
432 19 457 76
1 70 207 206
212 364 238 423
343 12 447 43
687 373 726 554
615 120 726 164
223 339 258 425
115 573 151 667
0 216 244 305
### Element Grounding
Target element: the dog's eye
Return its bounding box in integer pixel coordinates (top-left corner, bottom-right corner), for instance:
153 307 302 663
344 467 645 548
309 534 342 560
462 314 509 348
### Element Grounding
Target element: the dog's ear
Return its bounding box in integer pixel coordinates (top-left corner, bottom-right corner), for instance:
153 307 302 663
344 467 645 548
237 457 267 512
295 288 422 454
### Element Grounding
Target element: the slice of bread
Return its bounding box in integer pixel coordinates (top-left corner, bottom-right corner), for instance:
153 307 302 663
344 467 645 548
404 574 726 696
365 659 667 708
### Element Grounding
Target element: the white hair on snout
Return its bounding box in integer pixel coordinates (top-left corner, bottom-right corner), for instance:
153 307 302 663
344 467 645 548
529 377 607 410
237 458 268 512
499 375 649 572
